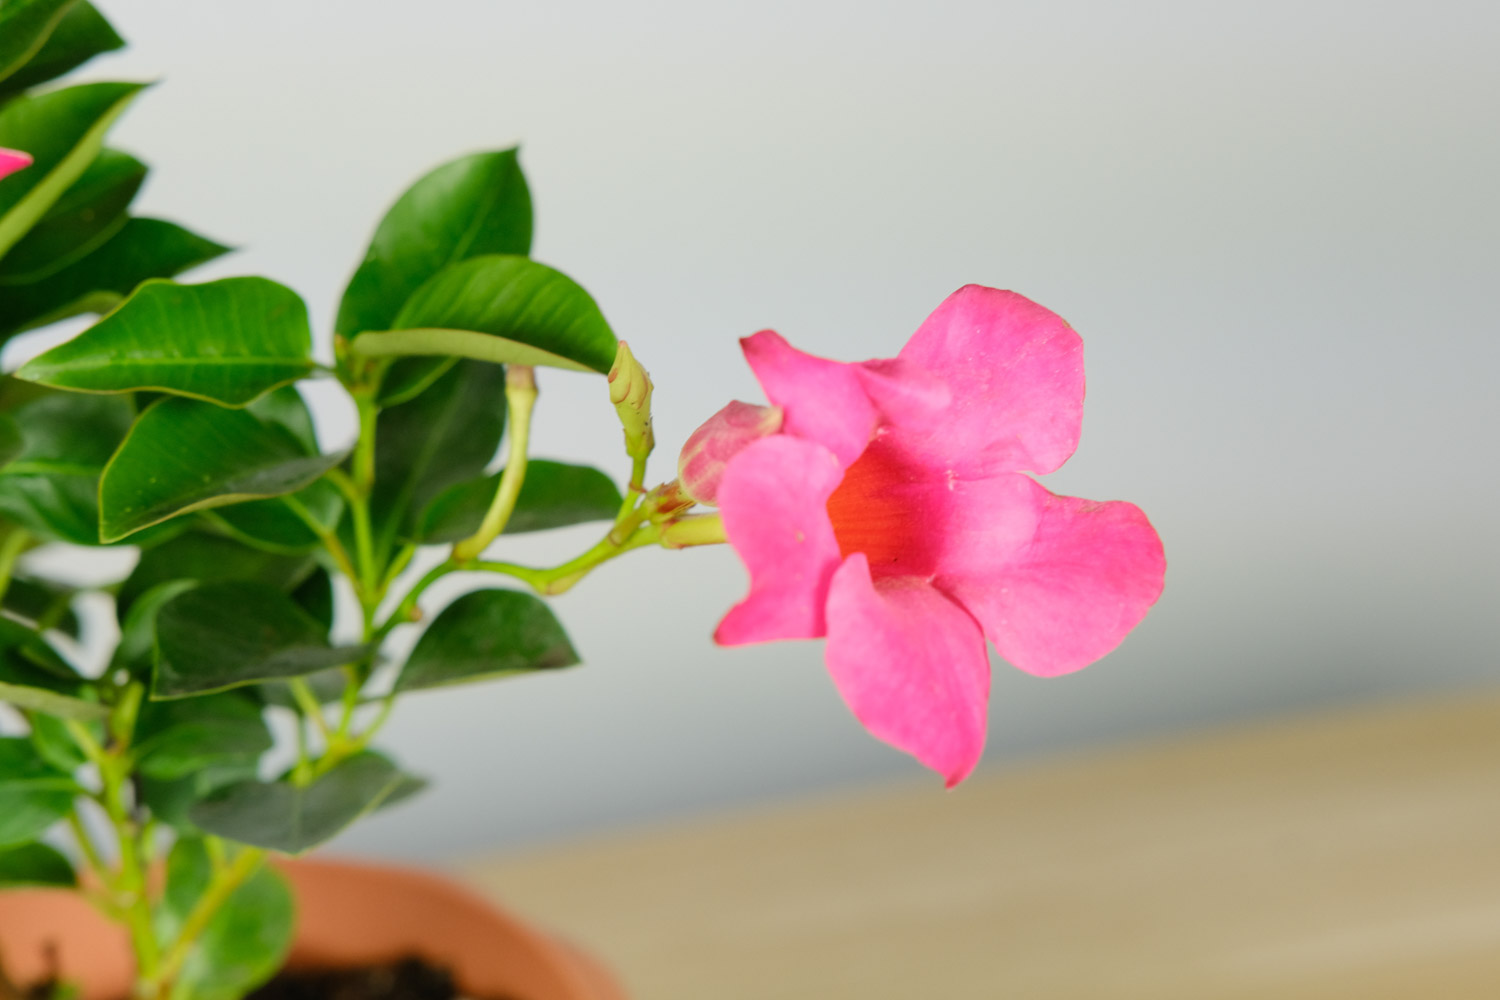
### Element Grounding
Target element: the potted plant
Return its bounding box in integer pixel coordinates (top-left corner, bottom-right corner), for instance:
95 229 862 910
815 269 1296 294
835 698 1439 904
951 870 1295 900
0 3 1165 998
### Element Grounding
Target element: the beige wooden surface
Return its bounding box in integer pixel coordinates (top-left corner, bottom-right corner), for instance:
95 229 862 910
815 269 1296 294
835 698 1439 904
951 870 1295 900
460 692 1500 999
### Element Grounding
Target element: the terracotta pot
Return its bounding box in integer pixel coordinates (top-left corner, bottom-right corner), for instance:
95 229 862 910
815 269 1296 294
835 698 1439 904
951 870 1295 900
0 857 625 1000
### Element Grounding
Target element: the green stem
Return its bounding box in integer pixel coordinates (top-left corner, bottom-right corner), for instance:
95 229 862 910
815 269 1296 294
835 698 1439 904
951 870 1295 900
155 845 266 988
0 525 30 607
453 365 538 562
374 558 457 643
282 492 360 586
659 513 726 548
472 522 660 596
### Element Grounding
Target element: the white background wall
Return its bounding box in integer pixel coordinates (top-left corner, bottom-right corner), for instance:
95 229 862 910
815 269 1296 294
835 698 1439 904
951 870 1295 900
10 0 1498 859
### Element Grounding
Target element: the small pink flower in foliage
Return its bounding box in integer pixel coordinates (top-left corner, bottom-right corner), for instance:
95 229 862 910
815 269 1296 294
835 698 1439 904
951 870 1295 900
0 148 33 181
702 285 1165 787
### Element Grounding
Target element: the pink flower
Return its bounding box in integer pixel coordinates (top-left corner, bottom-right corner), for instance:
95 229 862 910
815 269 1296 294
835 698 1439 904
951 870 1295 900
0 148 33 181
702 285 1165 786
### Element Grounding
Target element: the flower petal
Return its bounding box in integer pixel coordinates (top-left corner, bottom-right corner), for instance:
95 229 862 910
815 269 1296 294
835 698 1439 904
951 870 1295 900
893 285 1084 477
824 554 990 787
939 477 1165 677
741 330 877 467
826 440 1040 581
714 435 846 645
0 148 33 182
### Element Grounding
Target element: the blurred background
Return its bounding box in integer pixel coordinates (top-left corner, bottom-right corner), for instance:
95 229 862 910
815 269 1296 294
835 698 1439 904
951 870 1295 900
6 0 1496 861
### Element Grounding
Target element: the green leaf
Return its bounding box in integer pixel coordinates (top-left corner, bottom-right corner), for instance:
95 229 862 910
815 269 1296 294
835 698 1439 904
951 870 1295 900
0 148 145 282
0 678 107 720
153 581 365 698
134 691 271 781
0 615 101 719
336 148 532 338
2 573 81 636
0 841 75 888
0 613 79 690
0 412 20 468
411 459 622 544
288 565 334 632
395 588 578 693
17 277 315 405
189 751 421 855
0 0 74 88
160 839 293 1000
0 737 75 847
0 81 145 259
375 354 457 407
116 531 315 620
202 387 343 553
27 710 88 772
0 2 123 98
139 759 258 833
0 391 131 544
98 396 345 542
368 358 505 565
0 217 230 342
351 255 617 374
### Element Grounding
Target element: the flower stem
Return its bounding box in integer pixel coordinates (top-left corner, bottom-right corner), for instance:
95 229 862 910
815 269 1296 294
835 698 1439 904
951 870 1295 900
453 365 538 562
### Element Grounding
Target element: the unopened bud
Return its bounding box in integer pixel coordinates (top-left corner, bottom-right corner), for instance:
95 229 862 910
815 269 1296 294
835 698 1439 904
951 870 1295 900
677 400 784 506
608 340 654 467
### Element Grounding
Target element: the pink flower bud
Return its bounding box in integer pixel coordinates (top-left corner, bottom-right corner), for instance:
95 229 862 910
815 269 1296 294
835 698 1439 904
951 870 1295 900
677 400 784 505
0 148 33 182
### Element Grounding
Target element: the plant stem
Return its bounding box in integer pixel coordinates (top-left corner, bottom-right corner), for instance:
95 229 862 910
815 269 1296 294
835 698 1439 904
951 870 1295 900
453 365 538 562
659 513 725 548
282 492 359 585
155 845 266 988
473 522 661 596
0 525 30 606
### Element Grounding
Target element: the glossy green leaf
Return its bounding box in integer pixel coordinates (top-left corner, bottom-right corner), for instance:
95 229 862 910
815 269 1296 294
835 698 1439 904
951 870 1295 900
368 358 504 564
202 386 342 552
0 616 100 719
134 691 271 781
0 391 131 544
1 574 81 636
0 217 230 342
375 354 457 407
18 277 314 405
336 148 532 338
288 565 334 632
27 710 88 772
0 613 78 690
0 678 106 720
160 839 293 1000
0 412 20 468
116 531 315 619
0 737 75 847
411 459 622 544
0 148 144 282
0 841 75 888
153 581 365 698
0 82 145 259
0 2 122 98
189 751 421 855
0 0 74 87
139 758 259 833
352 255 617 374
98 396 344 542
395 588 578 693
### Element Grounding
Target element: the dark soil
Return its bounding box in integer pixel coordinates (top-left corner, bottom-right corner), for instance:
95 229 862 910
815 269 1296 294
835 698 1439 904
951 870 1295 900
246 957 514 1000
